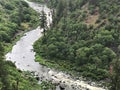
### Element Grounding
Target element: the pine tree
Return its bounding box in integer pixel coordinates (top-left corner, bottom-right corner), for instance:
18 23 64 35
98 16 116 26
18 1 24 26
40 9 47 37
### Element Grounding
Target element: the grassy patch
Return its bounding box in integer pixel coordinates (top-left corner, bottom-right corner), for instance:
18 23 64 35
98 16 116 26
35 54 81 77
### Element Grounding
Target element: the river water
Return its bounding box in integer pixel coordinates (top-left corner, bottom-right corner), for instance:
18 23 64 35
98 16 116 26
6 0 106 90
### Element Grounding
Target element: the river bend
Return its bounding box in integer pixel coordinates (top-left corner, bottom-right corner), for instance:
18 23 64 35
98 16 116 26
6 0 106 90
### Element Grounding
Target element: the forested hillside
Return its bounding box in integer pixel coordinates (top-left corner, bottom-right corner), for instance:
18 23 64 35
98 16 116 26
0 0 39 43
34 0 120 83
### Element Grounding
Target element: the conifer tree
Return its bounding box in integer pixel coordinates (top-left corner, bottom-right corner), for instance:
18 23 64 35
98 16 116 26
40 9 47 37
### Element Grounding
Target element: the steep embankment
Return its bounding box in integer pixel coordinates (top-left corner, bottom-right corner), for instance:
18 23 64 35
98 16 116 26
33 0 120 86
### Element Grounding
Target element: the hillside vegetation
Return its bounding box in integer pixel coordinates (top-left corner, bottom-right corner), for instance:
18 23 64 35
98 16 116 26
0 0 39 43
34 0 120 82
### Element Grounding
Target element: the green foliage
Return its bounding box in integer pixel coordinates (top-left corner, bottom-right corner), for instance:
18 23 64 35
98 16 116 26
0 0 39 43
94 30 115 46
110 58 120 90
40 10 47 37
40 81 55 90
28 0 45 3
34 0 119 81
0 43 10 90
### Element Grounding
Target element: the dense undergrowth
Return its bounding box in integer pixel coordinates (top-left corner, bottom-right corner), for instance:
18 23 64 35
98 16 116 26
0 0 40 52
28 0 44 3
0 0 39 43
33 0 120 82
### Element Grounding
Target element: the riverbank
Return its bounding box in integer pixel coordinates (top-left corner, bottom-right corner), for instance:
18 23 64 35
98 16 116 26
4 26 37 53
3 0 39 53
35 53 108 88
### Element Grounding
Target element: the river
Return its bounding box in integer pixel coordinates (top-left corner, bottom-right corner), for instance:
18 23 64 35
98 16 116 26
6 0 106 90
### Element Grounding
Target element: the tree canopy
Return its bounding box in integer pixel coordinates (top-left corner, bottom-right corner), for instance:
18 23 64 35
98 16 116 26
34 0 120 81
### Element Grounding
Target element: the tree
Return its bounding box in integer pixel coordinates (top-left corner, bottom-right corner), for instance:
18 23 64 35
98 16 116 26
75 47 89 65
18 1 24 26
55 0 65 22
40 9 47 37
94 30 114 46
